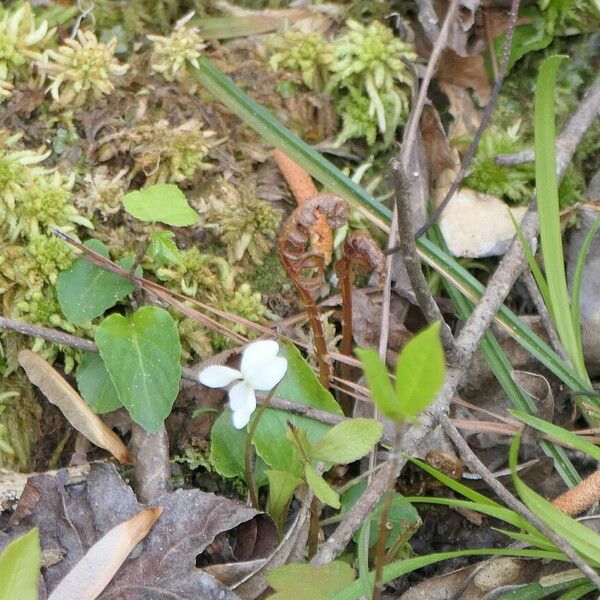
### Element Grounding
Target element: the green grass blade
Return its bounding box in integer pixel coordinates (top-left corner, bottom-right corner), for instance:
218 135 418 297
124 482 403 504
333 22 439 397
511 410 600 461
330 548 566 600
356 519 372 600
510 433 600 566
535 55 585 376
496 579 590 600
570 215 600 351
509 210 552 311
556 583 597 599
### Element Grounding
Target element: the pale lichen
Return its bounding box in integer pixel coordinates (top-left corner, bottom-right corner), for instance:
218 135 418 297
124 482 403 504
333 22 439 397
38 29 128 107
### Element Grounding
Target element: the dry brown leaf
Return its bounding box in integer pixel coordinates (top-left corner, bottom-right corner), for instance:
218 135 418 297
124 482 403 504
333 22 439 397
48 508 162 600
436 50 491 105
17 350 132 464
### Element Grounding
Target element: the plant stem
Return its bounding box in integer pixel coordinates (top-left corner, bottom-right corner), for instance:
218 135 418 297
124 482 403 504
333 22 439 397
371 423 402 600
245 386 277 509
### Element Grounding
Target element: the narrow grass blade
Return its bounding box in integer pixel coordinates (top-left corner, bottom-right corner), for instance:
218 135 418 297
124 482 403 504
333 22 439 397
329 548 566 600
509 210 551 311
535 55 584 375
570 215 600 351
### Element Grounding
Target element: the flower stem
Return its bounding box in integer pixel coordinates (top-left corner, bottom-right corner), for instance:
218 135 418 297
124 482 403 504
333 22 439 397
245 386 277 509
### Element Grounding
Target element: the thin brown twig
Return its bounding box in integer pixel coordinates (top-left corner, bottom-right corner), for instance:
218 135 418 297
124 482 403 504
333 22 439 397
442 418 600 590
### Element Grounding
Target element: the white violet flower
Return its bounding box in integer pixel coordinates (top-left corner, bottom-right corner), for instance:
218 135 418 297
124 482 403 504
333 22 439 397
197 340 288 429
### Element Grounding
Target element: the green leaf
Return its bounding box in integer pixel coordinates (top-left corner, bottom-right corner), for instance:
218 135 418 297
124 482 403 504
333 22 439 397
354 347 398 420
266 562 356 600
0 529 40 600
76 351 122 413
122 183 199 226
309 419 383 464
56 239 136 325
304 463 340 509
395 322 445 419
535 55 584 377
209 410 268 486
95 306 181 433
251 343 342 477
276 343 342 415
266 470 303 532
147 230 180 267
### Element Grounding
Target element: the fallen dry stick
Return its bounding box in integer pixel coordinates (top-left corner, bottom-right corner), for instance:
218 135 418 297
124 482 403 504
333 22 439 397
273 148 333 263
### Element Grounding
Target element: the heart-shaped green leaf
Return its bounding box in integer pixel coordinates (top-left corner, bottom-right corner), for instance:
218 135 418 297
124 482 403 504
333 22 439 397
122 184 199 226
76 351 123 414
95 306 181 432
304 463 340 509
57 239 137 325
355 347 399 420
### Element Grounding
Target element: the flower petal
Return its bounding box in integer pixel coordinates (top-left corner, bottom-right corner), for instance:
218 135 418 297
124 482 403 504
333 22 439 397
229 381 256 413
232 407 253 429
240 340 280 375
245 356 288 391
197 366 241 388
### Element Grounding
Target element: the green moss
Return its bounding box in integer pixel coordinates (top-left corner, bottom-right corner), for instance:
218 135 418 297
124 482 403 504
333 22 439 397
463 125 535 204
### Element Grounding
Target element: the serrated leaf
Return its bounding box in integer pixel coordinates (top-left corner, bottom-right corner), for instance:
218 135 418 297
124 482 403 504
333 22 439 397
56 239 137 325
0 528 40 600
309 419 383 464
304 463 340 509
355 347 399 420
76 352 123 414
95 306 181 433
122 184 199 226
266 562 356 600
395 322 445 419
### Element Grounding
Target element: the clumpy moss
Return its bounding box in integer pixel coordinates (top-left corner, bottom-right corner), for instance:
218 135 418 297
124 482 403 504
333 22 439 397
200 177 282 266
265 19 416 148
462 125 535 204
0 378 42 470
38 30 128 107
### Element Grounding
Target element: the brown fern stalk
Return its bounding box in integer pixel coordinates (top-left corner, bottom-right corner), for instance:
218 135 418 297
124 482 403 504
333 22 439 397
277 195 349 387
